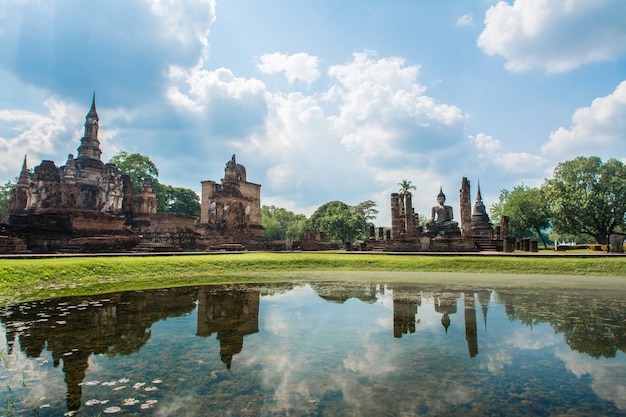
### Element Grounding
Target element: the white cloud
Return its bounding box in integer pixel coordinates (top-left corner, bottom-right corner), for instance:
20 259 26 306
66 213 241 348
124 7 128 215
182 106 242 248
257 52 321 85
0 99 81 177
146 0 216 59
456 14 474 28
478 0 626 73
470 133 550 174
329 51 466 162
542 80 626 159
167 66 266 110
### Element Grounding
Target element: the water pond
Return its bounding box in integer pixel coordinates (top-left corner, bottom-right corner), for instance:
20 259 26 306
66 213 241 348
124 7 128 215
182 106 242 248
1 281 625 416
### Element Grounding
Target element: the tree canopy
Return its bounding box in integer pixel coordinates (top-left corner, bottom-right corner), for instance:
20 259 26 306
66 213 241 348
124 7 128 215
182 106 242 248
489 185 551 248
261 205 307 240
543 156 626 244
163 186 201 218
308 200 374 244
398 179 416 196
108 151 199 218
108 151 159 192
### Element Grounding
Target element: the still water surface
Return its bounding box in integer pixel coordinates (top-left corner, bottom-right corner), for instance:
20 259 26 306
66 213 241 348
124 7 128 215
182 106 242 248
1 282 625 416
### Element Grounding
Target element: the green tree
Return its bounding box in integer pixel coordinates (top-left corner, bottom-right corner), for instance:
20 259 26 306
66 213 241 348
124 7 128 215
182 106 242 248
0 179 16 220
544 156 626 244
261 205 307 240
351 199 379 224
398 179 416 196
308 201 369 244
108 151 159 192
163 186 200 218
489 185 551 248
0 169 33 220
108 151 199 217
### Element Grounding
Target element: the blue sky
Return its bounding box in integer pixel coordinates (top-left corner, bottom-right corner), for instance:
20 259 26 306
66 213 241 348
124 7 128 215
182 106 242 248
1 0 625 225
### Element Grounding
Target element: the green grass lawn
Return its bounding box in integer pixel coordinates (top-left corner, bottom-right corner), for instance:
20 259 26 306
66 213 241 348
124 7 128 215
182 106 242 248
1 252 625 304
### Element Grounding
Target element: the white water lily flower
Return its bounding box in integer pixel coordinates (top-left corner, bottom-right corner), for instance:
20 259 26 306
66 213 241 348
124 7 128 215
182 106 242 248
122 398 140 406
103 406 122 414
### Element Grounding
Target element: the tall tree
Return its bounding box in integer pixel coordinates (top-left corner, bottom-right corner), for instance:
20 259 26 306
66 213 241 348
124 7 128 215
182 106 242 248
0 179 15 220
308 201 369 244
163 186 200 218
108 151 199 217
489 185 551 248
398 179 416 196
351 200 379 224
544 156 626 244
108 151 159 192
261 205 307 240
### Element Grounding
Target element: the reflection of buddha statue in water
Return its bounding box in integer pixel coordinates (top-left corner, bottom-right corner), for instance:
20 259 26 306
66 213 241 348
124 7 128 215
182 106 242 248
427 187 457 226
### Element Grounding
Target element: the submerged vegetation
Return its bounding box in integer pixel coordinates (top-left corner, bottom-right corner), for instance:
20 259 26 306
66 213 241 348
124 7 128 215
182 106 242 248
0 252 625 304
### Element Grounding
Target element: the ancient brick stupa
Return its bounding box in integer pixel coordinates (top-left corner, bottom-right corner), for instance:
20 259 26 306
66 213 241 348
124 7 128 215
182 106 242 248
470 182 494 239
2 93 141 253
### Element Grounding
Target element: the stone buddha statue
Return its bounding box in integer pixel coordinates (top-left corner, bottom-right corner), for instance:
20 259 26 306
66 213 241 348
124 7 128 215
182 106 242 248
427 188 457 225
425 187 460 236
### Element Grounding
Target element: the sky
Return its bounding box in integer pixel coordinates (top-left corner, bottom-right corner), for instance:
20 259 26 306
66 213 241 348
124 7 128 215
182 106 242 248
1 0 625 226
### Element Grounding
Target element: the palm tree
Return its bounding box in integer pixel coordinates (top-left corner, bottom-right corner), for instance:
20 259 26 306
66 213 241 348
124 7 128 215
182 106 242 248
398 179 416 196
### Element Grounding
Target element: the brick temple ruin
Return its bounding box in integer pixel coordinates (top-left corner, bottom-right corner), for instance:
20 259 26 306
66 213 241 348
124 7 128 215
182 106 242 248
1 94 514 254
0 95 271 253
361 178 514 252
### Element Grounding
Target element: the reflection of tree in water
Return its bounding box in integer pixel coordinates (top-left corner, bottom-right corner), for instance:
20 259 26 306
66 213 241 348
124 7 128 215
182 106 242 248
310 282 380 304
493 290 626 358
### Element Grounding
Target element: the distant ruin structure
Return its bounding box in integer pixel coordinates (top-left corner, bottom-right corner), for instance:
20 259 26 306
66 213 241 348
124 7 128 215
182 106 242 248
0 94 200 253
198 154 266 250
365 177 505 252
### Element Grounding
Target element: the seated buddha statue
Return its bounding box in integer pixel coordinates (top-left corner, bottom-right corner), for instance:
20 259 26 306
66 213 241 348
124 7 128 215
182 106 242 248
425 187 460 236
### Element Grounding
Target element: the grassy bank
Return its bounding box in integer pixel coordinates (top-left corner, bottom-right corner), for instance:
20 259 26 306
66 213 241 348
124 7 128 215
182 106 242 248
1 252 625 304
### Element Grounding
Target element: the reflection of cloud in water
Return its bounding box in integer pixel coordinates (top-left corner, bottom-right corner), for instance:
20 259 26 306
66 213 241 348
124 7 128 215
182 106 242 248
343 335 398 376
484 349 513 373
333 372 480 416
1 345 66 410
556 347 626 410
153 394 193 417
506 325 560 350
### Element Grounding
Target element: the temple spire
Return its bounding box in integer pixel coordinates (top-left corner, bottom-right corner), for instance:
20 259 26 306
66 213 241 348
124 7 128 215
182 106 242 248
77 92 102 161
86 92 98 123
475 180 483 203
18 155 29 186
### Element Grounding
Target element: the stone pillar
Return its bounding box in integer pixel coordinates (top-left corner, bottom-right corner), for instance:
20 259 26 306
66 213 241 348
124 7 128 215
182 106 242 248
494 226 501 240
404 193 415 238
529 240 538 252
385 230 391 240
609 233 626 253
378 227 384 240
503 236 515 252
500 216 509 238
460 177 472 238
390 193 402 239
345 241 352 251
369 225 376 240
522 238 530 251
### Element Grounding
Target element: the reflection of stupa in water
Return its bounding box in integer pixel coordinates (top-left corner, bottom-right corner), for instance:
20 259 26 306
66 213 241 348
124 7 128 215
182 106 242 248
392 290 422 338
435 294 458 334
464 292 478 358
196 288 260 369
